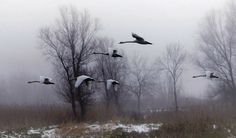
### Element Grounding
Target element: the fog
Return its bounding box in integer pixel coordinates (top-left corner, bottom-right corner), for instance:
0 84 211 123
0 0 226 105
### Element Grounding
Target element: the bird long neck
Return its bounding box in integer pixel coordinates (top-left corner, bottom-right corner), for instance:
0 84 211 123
93 52 109 55
28 81 40 83
145 41 152 44
120 41 136 44
96 80 105 83
193 75 207 78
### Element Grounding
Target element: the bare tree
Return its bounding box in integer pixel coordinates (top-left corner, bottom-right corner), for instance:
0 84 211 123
39 7 99 118
158 44 186 111
128 55 155 114
196 1 236 101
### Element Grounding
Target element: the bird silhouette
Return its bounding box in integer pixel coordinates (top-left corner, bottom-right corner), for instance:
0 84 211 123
111 50 122 58
119 33 152 45
93 50 122 58
193 71 219 79
28 76 55 85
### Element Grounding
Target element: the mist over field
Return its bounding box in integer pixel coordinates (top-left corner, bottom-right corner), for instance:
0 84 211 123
0 0 226 105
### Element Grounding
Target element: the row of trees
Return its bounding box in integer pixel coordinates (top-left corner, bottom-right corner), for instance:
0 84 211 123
39 2 236 119
39 7 187 119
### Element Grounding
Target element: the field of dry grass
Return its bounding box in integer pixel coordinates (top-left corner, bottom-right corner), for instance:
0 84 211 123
0 104 71 131
87 103 236 137
1 103 236 137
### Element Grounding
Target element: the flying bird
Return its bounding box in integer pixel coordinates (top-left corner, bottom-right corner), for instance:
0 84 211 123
106 79 120 92
119 33 152 45
111 50 122 58
192 71 219 79
28 76 55 85
93 50 122 58
75 75 95 90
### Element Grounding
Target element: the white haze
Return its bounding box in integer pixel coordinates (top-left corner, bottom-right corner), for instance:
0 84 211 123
0 0 226 104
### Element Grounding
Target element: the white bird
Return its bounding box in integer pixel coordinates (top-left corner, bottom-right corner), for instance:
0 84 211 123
75 75 95 90
193 71 219 79
106 79 119 91
28 76 55 85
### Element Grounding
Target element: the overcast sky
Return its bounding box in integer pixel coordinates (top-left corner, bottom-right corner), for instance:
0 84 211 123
0 0 227 104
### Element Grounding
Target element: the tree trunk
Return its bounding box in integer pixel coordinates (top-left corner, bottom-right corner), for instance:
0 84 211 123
104 82 110 111
102 67 110 111
71 96 77 117
229 65 236 91
105 97 109 110
70 85 77 118
77 88 85 119
138 95 141 114
114 92 120 113
173 81 178 112
80 102 86 119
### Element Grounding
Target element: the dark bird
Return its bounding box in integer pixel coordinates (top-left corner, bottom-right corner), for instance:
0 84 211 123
111 50 122 58
119 33 152 45
28 76 55 85
193 71 219 79
93 50 122 58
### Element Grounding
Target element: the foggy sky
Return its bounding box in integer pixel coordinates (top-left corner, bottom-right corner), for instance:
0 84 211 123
0 0 227 104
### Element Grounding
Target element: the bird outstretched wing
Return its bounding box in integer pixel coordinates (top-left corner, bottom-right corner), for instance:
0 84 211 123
132 33 144 41
75 75 94 88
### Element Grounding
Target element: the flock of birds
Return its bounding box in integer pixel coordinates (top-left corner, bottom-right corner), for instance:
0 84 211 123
27 33 219 92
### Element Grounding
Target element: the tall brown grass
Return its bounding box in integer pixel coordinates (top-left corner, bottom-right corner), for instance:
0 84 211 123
2 101 236 138
74 102 236 137
0 104 71 130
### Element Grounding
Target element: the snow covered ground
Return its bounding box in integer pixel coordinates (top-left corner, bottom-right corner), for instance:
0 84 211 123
87 122 162 133
0 123 162 137
0 125 58 138
27 125 58 138
1 123 235 137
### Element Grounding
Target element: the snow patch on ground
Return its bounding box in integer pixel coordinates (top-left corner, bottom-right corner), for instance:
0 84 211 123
87 123 162 133
42 128 57 138
27 128 41 135
27 125 58 138
213 124 217 129
0 123 162 137
0 125 58 138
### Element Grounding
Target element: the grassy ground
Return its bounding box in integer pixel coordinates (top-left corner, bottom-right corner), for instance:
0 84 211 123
1 103 236 137
55 104 236 138
0 104 71 131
